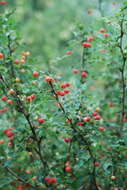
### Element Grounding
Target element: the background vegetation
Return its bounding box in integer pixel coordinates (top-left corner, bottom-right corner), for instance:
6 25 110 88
0 0 127 190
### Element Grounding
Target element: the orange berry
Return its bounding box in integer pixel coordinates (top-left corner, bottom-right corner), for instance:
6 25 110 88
32 81 37 85
111 176 116 180
32 176 37 180
0 52 4 59
15 77 20 82
28 152 33 156
8 89 15 95
0 139 4 144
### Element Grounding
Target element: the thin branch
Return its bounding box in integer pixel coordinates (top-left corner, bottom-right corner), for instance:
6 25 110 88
6 167 36 189
118 16 126 133
48 81 99 190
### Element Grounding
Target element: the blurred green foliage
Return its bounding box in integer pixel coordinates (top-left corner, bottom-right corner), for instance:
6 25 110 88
3 0 124 65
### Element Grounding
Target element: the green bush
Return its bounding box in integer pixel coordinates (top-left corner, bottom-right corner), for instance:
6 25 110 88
0 1 127 190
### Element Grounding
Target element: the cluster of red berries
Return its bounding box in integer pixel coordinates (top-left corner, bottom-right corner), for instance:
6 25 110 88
14 52 30 65
82 112 101 122
55 82 71 97
45 76 54 83
72 69 88 78
3 128 14 146
1 95 13 104
60 82 70 88
3 128 14 139
16 184 30 190
26 94 36 101
99 28 110 37
92 112 101 120
44 177 56 185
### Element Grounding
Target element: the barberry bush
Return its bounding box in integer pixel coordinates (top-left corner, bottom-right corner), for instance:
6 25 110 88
0 1 127 190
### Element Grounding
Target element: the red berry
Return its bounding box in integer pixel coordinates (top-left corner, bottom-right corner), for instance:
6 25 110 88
64 89 70 94
45 76 54 83
66 51 73 55
72 69 78 74
94 162 100 167
8 141 13 146
1 96 7 101
114 188 119 190
50 178 56 184
66 119 70 124
81 72 87 78
25 170 31 174
94 115 101 120
108 103 113 107
104 33 110 37
3 128 13 134
7 99 13 104
38 118 44 124
26 96 32 101
44 177 50 181
87 35 94 42
47 177 56 185
16 185 24 190
99 28 106 33
65 167 72 173
111 176 116 180
82 42 91 47
77 122 84 126
32 71 39 77
56 90 65 96
99 127 105 132
64 138 71 143
60 83 67 88
65 83 70 87
14 59 20 65
31 94 36 100
9 89 15 95
24 184 30 188
83 117 91 122
92 112 98 117
6 131 14 138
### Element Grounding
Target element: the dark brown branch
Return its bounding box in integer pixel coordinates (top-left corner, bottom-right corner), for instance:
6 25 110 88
6 167 36 189
118 16 126 133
